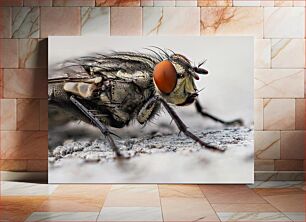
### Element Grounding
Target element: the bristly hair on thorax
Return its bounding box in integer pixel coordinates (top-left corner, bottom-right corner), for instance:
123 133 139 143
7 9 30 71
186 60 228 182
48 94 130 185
49 46 178 82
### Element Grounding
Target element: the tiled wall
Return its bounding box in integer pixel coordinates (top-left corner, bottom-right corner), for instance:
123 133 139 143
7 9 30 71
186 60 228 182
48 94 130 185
0 0 305 180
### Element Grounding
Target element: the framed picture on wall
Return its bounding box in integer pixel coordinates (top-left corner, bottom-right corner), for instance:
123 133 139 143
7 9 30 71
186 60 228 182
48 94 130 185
48 36 254 183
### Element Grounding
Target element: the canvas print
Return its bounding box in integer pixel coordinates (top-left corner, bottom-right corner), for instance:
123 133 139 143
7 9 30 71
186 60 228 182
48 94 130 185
48 36 254 183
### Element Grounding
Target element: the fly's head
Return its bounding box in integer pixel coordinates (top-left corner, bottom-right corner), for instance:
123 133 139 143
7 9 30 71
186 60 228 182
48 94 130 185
153 54 208 106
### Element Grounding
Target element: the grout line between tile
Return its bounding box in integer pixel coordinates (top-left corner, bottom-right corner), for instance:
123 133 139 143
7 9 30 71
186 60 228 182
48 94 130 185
157 185 164 222
197 185 222 222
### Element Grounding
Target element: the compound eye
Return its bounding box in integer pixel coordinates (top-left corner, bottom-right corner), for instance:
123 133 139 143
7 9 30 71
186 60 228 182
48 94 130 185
153 60 177 94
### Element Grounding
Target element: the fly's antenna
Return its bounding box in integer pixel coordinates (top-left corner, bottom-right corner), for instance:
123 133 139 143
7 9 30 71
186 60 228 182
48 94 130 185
193 66 208 75
193 59 208 75
198 59 207 68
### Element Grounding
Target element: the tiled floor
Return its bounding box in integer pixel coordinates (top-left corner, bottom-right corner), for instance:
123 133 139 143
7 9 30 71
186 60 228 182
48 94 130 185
0 181 305 222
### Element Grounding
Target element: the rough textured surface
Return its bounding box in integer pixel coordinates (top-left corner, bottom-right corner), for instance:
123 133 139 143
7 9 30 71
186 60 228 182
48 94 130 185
48 126 254 183
49 127 252 163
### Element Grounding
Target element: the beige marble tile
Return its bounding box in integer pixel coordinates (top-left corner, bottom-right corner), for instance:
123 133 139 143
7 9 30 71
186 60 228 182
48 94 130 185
272 39 305 68
39 99 48 130
110 7 142 35
255 188 304 196
143 7 200 35
81 7 110 36
254 160 274 171
264 7 305 38
1 181 58 196
260 0 274 6
0 131 48 159
293 0 306 6
295 99 305 130
200 185 266 204
217 212 291 221
52 184 111 199
41 7 80 38
233 0 260 6
254 99 263 130
159 185 204 198
161 197 219 221
176 0 197 6
280 130 305 159
274 0 293 6
96 0 140 6
275 160 304 171
255 69 304 98
153 0 175 6
256 188 305 212
3 69 48 99
103 185 160 207
98 207 163 221
17 99 40 130
263 99 295 130
0 99 16 130
0 196 47 221
12 7 39 38
53 0 95 6
0 159 27 171
198 0 232 6
23 0 52 6
26 212 99 222
38 196 103 212
27 159 48 171
200 7 263 37
0 39 18 68
255 39 271 68
0 7 11 38
141 0 153 6
212 203 278 212
254 131 280 159
19 39 47 68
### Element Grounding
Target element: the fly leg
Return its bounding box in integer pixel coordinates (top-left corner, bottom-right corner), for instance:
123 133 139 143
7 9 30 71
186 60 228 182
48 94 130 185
160 98 224 152
195 100 243 126
70 95 122 157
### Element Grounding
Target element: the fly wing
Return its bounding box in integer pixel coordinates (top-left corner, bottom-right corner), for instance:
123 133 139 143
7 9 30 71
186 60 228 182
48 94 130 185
48 48 173 83
48 62 92 83
75 52 159 78
49 51 160 84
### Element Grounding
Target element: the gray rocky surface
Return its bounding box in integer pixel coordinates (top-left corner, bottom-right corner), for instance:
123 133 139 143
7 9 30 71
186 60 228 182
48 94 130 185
49 127 252 163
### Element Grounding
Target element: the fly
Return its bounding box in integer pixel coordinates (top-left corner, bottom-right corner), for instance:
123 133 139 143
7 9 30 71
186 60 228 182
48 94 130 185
48 47 242 157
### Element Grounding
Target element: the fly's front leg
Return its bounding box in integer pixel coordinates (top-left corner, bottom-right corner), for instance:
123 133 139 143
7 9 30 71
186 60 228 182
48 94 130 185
160 98 224 152
195 100 243 126
69 95 122 157
137 96 160 124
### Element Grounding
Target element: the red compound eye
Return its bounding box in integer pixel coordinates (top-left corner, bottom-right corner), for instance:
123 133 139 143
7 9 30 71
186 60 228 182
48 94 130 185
153 60 177 94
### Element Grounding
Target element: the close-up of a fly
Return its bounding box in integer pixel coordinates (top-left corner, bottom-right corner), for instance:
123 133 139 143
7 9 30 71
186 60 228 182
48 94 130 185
48 47 242 157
